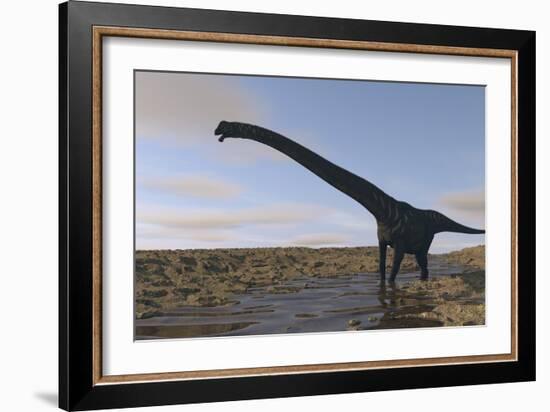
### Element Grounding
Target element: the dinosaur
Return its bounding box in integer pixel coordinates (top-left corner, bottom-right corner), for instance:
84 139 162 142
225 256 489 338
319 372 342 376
214 121 485 283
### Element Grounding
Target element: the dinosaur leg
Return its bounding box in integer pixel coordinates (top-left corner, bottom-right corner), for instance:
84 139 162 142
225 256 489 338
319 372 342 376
389 246 405 283
415 252 429 281
378 241 387 284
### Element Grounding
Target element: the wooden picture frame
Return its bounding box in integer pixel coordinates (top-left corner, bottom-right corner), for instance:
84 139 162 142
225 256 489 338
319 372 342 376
59 1 535 410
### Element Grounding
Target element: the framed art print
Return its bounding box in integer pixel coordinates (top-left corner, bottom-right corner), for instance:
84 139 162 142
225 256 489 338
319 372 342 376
59 1 535 410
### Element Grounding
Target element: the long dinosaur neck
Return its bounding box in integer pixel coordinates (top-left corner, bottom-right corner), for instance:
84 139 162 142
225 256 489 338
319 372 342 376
228 124 396 221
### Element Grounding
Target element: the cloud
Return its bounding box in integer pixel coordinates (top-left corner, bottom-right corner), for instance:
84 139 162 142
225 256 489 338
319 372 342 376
137 225 234 243
135 71 333 165
137 204 331 230
135 71 336 165
439 190 484 212
438 189 485 220
136 71 264 143
135 71 286 163
290 233 351 247
135 203 376 250
140 175 243 199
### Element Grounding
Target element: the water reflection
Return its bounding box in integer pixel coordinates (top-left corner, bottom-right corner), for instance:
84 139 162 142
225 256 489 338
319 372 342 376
135 264 463 340
377 282 399 307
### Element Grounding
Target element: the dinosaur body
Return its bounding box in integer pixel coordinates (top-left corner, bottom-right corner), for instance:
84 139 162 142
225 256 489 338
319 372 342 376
214 121 484 283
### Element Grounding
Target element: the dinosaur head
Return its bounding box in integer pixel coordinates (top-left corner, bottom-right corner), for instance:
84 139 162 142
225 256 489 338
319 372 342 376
215 121 240 142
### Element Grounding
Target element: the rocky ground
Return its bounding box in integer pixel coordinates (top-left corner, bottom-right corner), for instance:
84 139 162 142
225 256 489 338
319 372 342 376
136 245 485 329
376 245 485 328
374 270 485 328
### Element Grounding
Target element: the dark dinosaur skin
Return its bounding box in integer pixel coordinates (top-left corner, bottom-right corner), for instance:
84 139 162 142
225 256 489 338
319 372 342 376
215 121 485 283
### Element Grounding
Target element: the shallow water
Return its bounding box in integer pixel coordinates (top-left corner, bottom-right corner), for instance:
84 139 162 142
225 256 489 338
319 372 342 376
135 258 465 340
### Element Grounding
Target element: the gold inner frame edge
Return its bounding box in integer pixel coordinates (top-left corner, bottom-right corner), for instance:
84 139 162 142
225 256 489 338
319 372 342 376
91 25 518 386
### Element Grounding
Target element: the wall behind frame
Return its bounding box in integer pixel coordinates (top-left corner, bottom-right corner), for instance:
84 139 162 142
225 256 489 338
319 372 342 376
0 1 546 412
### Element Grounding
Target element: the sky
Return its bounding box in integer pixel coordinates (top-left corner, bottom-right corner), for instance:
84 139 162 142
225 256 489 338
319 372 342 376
135 70 485 253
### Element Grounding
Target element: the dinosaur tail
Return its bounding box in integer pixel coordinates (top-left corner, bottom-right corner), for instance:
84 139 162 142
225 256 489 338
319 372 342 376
430 211 485 234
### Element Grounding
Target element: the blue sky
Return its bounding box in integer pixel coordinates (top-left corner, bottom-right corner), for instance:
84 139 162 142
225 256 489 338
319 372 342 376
135 70 485 253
